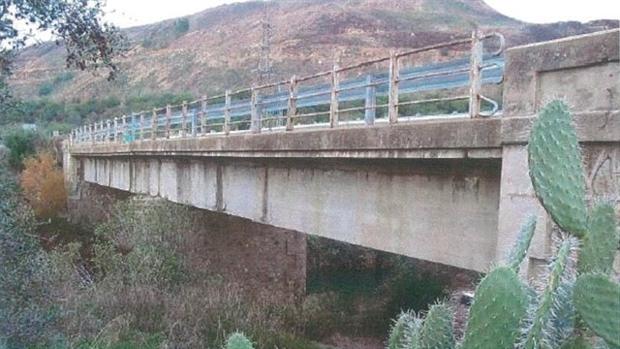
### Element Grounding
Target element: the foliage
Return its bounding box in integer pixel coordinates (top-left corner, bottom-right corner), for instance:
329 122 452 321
173 18 190 36
49 199 317 348
20 152 67 219
0 93 193 129
0 0 127 78
386 100 619 349
225 332 254 349
2 128 39 169
0 159 57 348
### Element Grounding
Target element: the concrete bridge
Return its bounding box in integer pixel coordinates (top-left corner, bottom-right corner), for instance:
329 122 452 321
65 30 619 274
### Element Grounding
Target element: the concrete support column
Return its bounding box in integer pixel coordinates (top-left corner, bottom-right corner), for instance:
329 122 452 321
496 145 552 278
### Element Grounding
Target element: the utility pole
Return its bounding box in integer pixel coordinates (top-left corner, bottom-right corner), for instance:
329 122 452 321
257 1 273 85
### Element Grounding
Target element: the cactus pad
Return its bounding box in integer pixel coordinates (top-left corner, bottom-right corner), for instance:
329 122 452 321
579 202 618 274
528 100 588 237
507 215 537 271
388 310 419 349
523 238 574 349
461 266 528 349
574 274 620 349
418 303 455 349
225 332 254 349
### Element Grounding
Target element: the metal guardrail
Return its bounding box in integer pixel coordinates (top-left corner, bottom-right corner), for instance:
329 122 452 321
71 31 505 144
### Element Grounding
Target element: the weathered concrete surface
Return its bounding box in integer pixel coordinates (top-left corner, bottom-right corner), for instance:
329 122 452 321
76 156 501 272
66 30 620 274
70 117 504 159
503 29 619 117
498 29 620 277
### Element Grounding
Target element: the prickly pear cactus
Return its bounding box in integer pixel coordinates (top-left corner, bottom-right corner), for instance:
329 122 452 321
460 266 528 349
417 303 455 349
225 332 254 349
523 238 575 349
506 215 537 271
528 100 588 237
388 310 419 349
579 202 618 274
573 274 620 349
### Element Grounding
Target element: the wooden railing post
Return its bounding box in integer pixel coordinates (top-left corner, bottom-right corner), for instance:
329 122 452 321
224 90 231 135
181 100 188 137
364 74 376 125
330 63 340 128
468 29 483 118
286 76 297 131
151 108 157 140
250 87 261 134
201 95 208 135
165 104 171 138
388 50 400 124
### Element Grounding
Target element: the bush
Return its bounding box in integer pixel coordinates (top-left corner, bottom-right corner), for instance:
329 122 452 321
173 18 190 36
38 82 54 96
0 161 57 348
20 152 67 219
3 129 38 169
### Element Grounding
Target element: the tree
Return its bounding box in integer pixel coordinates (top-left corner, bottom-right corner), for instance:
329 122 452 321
0 0 127 109
20 152 67 219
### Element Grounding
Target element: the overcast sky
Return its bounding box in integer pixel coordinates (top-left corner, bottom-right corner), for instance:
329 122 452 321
103 0 619 28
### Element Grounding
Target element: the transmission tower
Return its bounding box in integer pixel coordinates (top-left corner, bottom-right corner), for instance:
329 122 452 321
257 1 274 84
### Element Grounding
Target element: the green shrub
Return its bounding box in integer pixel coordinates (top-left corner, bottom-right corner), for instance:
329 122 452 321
173 18 190 36
0 161 57 348
3 128 39 169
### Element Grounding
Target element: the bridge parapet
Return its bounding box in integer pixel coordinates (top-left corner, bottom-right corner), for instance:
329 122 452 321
70 31 506 145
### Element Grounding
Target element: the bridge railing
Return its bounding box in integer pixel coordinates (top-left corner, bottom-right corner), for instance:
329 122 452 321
71 30 505 144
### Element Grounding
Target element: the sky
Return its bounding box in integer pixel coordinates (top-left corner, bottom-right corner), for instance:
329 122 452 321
104 0 619 28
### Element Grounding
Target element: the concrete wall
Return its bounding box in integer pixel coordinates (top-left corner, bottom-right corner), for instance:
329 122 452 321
79 156 501 272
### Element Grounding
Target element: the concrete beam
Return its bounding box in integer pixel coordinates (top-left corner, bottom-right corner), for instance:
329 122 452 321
69 117 503 159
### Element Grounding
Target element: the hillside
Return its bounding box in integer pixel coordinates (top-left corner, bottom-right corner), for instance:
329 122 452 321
8 0 618 103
